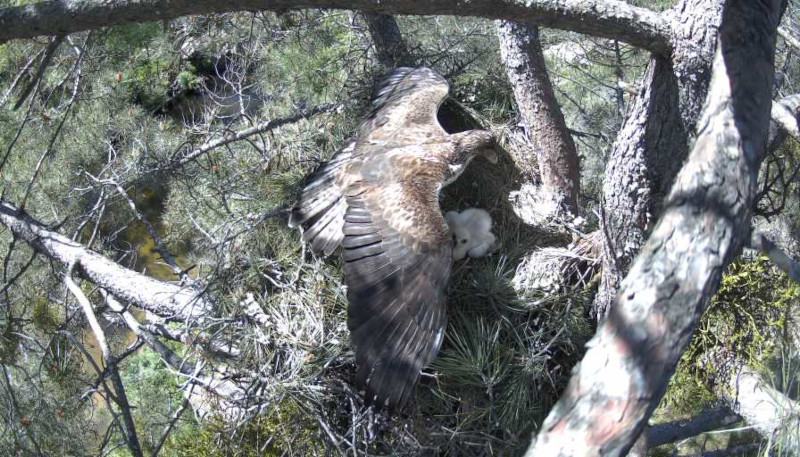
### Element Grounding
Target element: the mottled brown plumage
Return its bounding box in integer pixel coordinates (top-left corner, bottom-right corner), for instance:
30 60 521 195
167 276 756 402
288 67 496 409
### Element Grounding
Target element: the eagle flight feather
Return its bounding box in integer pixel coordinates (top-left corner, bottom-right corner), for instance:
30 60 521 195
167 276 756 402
289 67 497 410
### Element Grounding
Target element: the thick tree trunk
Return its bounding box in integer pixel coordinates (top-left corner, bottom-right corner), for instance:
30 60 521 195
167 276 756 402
594 0 724 319
497 20 580 216
525 0 784 454
362 13 414 68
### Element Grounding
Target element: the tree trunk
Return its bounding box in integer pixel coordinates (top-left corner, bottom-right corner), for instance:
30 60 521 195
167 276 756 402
497 20 580 216
594 0 724 319
362 12 414 68
525 0 785 454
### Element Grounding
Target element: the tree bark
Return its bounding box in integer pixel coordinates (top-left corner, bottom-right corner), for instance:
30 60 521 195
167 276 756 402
525 0 784 455
594 0 724 319
0 200 213 320
362 13 414 68
497 20 580 216
0 0 672 54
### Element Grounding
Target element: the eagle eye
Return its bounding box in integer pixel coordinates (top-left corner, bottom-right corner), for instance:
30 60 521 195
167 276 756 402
460 239 468 244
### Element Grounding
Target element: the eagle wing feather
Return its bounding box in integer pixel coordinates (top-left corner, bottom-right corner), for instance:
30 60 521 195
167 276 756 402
289 67 458 409
343 180 452 409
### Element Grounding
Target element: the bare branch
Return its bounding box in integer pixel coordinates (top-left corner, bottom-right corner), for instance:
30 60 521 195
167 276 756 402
18 33 88 210
647 407 741 448
100 290 250 417
99 290 197 376
64 262 111 362
12 35 62 111
0 0 672 54
103 177 190 282
526 0 784 455
769 93 800 149
166 102 340 171
0 46 43 108
748 231 800 284
0 199 213 319
65 264 143 457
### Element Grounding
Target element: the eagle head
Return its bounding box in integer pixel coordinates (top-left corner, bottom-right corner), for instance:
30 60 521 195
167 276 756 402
444 130 497 182
455 130 498 165
443 130 498 185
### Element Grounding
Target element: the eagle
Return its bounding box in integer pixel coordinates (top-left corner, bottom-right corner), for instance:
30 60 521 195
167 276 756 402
288 67 497 409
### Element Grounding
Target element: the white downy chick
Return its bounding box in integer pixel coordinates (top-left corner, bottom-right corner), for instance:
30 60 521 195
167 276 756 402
444 208 497 261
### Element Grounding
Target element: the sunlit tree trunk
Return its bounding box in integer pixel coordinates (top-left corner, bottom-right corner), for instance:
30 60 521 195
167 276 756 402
594 0 725 319
497 20 580 216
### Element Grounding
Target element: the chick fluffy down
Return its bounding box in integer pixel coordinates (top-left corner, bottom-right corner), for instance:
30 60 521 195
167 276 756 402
444 208 497 260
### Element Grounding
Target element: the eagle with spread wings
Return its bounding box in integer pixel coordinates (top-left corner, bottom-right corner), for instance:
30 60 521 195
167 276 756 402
289 67 497 409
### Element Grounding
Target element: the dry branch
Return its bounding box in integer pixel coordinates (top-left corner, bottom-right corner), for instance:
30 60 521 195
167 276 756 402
0 199 213 320
769 93 800 149
647 408 740 448
166 102 340 171
65 266 143 457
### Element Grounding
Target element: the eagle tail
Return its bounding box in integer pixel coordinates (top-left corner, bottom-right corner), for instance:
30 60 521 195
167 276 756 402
288 147 353 256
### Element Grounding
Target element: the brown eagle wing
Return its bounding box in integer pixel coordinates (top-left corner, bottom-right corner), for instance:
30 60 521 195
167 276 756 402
342 177 452 409
289 67 449 256
358 67 449 144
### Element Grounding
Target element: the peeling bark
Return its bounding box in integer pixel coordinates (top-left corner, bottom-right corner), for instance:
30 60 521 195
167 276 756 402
526 0 784 455
0 0 672 54
0 200 212 320
497 20 580 216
